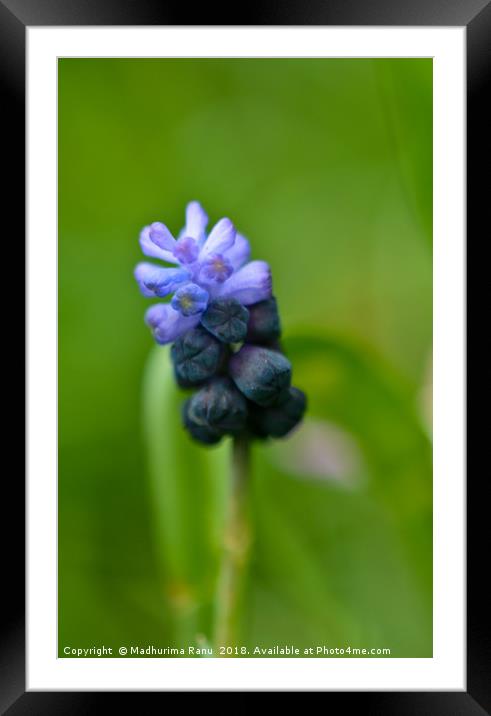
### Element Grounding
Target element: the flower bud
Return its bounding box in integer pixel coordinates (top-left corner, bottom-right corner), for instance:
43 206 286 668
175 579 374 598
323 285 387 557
250 386 307 438
246 297 281 345
182 400 223 445
171 326 225 387
229 345 291 406
201 298 249 344
187 377 247 433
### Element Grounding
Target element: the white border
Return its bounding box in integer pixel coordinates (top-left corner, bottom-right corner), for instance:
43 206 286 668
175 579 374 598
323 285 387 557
27 27 466 691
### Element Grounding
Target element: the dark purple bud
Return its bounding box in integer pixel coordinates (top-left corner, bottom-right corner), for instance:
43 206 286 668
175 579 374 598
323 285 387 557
171 326 225 387
250 386 307 438
229 345 292 406
182 400 223 445
201 298 249 344
187 377 248 433
246 297 281 345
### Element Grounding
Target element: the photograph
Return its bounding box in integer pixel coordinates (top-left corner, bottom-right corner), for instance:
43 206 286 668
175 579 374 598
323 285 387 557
58 57 433 660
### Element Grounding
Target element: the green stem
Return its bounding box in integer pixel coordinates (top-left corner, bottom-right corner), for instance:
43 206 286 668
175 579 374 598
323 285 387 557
214 435 252 656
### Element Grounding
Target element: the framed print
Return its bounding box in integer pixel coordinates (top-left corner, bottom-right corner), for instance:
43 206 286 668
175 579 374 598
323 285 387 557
2 0 485 709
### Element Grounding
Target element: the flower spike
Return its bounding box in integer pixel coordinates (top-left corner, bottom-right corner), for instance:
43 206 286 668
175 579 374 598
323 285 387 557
136 201 306 444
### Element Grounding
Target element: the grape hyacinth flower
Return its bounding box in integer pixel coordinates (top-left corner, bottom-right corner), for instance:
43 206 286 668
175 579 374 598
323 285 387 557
135 200 306 445
136 201 307 654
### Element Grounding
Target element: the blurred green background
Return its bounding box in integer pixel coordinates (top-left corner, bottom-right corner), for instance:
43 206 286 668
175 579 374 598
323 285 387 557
58 58 432 657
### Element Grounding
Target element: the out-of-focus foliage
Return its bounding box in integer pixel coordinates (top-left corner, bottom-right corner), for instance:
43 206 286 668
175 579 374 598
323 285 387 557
252 335 431 655
58 58 432 656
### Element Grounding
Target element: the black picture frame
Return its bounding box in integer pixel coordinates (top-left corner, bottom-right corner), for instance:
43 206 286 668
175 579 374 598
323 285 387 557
3 0 483 710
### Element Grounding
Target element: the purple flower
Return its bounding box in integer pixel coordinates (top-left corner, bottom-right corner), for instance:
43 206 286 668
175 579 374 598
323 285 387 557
171 283 209 317
145 303 200 344
135 201 272 344
199 254 233 283
134 264 190 298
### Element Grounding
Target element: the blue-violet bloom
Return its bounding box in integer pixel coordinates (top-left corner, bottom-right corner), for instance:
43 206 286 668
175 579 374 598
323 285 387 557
135 201 272 344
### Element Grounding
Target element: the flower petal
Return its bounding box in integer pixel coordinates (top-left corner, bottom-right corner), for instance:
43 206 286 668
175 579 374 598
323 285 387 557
134 262 190 297
149 222 176 252
217 260 272 305
139 226 178 263
184 201 208 244
145 303 169 328
173 236 200 264
200 218 236 259
199 253 233 284
145 303 200 344
224 233 251 270
171 283 209 316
